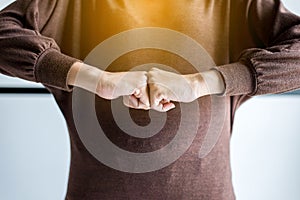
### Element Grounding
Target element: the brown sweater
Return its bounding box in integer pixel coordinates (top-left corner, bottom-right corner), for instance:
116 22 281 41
1 0 300 199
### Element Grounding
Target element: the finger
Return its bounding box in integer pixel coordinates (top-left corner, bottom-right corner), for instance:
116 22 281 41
154 93 165 107
137 101 151 110
133 88 142 98
123 95 150 110
123 95 138 108
150 99 175 112
151 102 165 112
148 82 166 109
161 98 170 104
123 96 132 108
149 90 165 108
162 102 176 112
137 86 150 108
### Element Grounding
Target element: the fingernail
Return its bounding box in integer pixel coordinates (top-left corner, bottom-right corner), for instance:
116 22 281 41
135 89 141 95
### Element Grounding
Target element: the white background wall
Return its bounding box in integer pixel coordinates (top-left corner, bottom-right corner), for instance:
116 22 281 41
0 1 300 200
0 94 69 200
231 96 300 200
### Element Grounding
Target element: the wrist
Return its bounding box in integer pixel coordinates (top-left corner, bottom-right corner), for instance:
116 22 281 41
199 70 225 96
186 73 209 98
67 62 104 93
188 70 225 98
67 62 82 86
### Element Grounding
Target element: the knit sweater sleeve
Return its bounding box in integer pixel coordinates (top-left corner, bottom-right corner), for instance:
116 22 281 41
215 0 300 96
0 0 79 91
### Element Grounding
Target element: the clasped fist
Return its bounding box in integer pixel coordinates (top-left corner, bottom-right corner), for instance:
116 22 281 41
147 68 200 112
97 68 201 112
68 62 206 112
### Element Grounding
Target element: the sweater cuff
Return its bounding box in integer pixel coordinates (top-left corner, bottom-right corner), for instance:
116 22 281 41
213 62 256 96
34 48 79 91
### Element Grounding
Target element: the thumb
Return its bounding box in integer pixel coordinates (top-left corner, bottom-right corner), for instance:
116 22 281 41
135 86 150 108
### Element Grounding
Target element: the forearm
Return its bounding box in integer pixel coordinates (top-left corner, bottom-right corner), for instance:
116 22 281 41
216 0 300 97
0 0 78 91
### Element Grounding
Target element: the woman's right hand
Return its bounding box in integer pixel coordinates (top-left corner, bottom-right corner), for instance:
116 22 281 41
67 62 150 110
